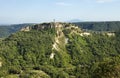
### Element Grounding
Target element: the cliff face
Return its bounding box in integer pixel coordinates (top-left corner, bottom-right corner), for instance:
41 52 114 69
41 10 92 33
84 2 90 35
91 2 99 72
20 26 30 31
32 23 54 30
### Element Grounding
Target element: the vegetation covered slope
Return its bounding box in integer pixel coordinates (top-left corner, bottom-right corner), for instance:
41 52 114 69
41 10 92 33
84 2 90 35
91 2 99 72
74 21 120 31
0 22 120 78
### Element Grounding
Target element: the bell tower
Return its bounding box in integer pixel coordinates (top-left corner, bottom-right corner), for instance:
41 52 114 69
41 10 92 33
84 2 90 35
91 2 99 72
53 19 56 28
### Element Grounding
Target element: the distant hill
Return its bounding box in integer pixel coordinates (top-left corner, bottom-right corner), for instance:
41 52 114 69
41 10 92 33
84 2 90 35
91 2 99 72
0 24 34 38
68 19 82 22
73 21 120 31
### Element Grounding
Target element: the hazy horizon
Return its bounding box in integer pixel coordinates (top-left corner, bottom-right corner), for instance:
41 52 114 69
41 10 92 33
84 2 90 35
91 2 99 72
0 0 120 24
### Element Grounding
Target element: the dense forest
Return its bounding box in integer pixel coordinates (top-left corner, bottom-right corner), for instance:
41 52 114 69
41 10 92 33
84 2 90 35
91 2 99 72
74 21 120 31
0 22 120 78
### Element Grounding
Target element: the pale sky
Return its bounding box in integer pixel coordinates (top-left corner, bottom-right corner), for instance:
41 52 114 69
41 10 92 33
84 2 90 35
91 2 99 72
0 0 120 24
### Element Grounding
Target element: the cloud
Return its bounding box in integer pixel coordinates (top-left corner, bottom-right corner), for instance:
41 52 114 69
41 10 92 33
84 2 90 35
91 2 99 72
55 2 72 6
96 0 117 3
